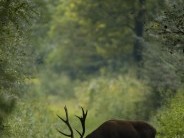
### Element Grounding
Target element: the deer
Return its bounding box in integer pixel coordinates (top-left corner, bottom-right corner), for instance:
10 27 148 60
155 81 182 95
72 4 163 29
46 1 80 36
57 106 156 138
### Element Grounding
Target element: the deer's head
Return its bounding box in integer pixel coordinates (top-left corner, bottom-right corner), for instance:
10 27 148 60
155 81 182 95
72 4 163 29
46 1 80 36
57 106 156 138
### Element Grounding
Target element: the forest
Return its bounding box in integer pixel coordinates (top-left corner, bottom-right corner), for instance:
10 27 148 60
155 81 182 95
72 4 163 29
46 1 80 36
0 0 184 138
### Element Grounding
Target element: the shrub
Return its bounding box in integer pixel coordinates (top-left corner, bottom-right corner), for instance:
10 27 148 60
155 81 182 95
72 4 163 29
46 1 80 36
2 99 61 138
152 90 184 138
75 73 152 120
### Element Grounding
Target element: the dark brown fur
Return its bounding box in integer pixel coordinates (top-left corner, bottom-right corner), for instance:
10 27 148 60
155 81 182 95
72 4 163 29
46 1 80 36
85 120 156 138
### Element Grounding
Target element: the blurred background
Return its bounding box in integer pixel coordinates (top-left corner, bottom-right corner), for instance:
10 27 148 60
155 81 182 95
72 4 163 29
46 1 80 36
0 0 183 137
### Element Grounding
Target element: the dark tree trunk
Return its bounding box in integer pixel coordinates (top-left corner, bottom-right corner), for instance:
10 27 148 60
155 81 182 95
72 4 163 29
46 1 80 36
133 0 146 63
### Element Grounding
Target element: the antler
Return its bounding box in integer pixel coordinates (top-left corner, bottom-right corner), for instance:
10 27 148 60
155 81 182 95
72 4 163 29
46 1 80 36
57 106 74 138
75 107 88 138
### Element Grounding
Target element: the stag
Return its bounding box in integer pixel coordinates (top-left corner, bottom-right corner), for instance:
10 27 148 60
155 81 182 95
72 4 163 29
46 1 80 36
57 106 156 138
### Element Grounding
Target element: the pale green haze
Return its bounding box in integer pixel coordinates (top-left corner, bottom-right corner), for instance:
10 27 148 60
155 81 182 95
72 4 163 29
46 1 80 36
0 0 183 138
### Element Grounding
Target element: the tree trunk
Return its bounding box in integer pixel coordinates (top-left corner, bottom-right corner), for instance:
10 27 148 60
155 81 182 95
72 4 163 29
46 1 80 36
133 0 145 63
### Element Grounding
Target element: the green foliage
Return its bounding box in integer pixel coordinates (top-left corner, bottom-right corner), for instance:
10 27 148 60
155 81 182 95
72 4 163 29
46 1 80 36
0 93 16 126
2 99 61 138
143 0 184 108
1 0 182 137
152 90 184 138
75 72 152 120
2 98 105 138
142 42 184 106
146 0 184 52
46 0 165 77
29 0 59 65
30 71 79 97
0 0 36 128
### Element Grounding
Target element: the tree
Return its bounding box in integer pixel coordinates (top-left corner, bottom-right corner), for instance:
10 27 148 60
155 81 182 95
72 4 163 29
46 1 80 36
143 0 184 108
47 0 165 78
0 0 36 129
147 0 184 52
30 0 59 65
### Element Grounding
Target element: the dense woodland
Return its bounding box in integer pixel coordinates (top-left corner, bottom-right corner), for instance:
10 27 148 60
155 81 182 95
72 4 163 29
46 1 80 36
0 0 184 138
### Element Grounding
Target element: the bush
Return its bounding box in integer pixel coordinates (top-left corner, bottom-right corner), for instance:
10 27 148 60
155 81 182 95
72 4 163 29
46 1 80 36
75 73 152 120
28 71 79 98
2 99 61 138
152 90 184 138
